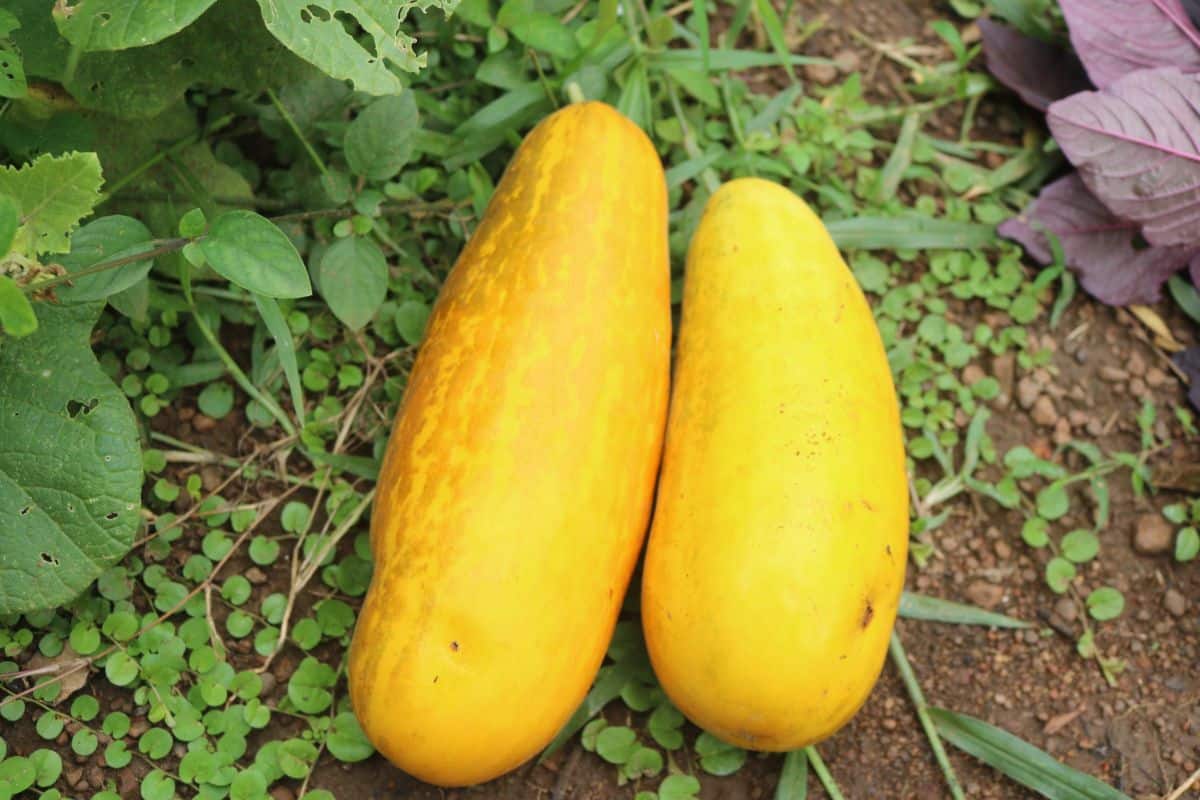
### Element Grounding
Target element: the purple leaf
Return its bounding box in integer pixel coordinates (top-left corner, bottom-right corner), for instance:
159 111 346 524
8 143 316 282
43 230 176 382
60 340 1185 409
1047 68 1200 249
1059 0 1200 87
978 19 1092 111
998 173 1197 305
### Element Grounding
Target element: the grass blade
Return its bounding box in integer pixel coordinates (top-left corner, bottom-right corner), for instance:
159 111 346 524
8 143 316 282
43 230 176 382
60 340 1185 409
694 0 710 73
617 61 653 131
745 84 802 135
873 111 920 204
665 149 724 190
775 750 807 800
453 83 548 137
929 707 1133 800
899 591 1031 629
890 633 966 800
649 48 830 72
726 0 753 41
304 450 379 481
826 217 996 250
161 360 226 389
753 0 796 83
804 747 844 800
253 294 306 427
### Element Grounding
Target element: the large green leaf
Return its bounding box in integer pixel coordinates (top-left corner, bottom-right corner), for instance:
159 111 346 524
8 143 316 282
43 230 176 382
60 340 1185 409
316 236 388 330
0 194 18 257
53 0 219 51
57 215 156 303
0 9 27 100
0 275 36 337
198 210 311 299
344 92 420 180
0 302 142 615
0 152 103 256
11 0 313 118
256 0 451 95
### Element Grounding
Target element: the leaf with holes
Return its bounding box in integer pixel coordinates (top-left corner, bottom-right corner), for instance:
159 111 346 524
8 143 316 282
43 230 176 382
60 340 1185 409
10 0 311 118
256 0 454 95
0 302 142 615
1047 68 1200 249
0 152 102 256
53 0 220 51
0 11 27 100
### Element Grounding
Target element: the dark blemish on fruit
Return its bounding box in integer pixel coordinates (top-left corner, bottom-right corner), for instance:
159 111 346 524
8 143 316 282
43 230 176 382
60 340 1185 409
433 676 439 683
861 499 877 512
450 641 460 651
861 601 874 629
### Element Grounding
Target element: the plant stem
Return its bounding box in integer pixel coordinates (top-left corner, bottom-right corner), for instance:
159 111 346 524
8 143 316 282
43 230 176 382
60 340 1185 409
1165 764 1200 800
565 81 586 104
26 200 457 297
23 238 190 294
665 79 720 194
267 88 330 179
185 294 297 436
889 631 966 800
804 747 844 800
527 49 559 107
147 432 310 485
99 113 236 203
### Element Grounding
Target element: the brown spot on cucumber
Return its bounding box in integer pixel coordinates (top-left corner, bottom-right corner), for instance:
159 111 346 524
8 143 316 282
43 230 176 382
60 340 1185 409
861 600 875 629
